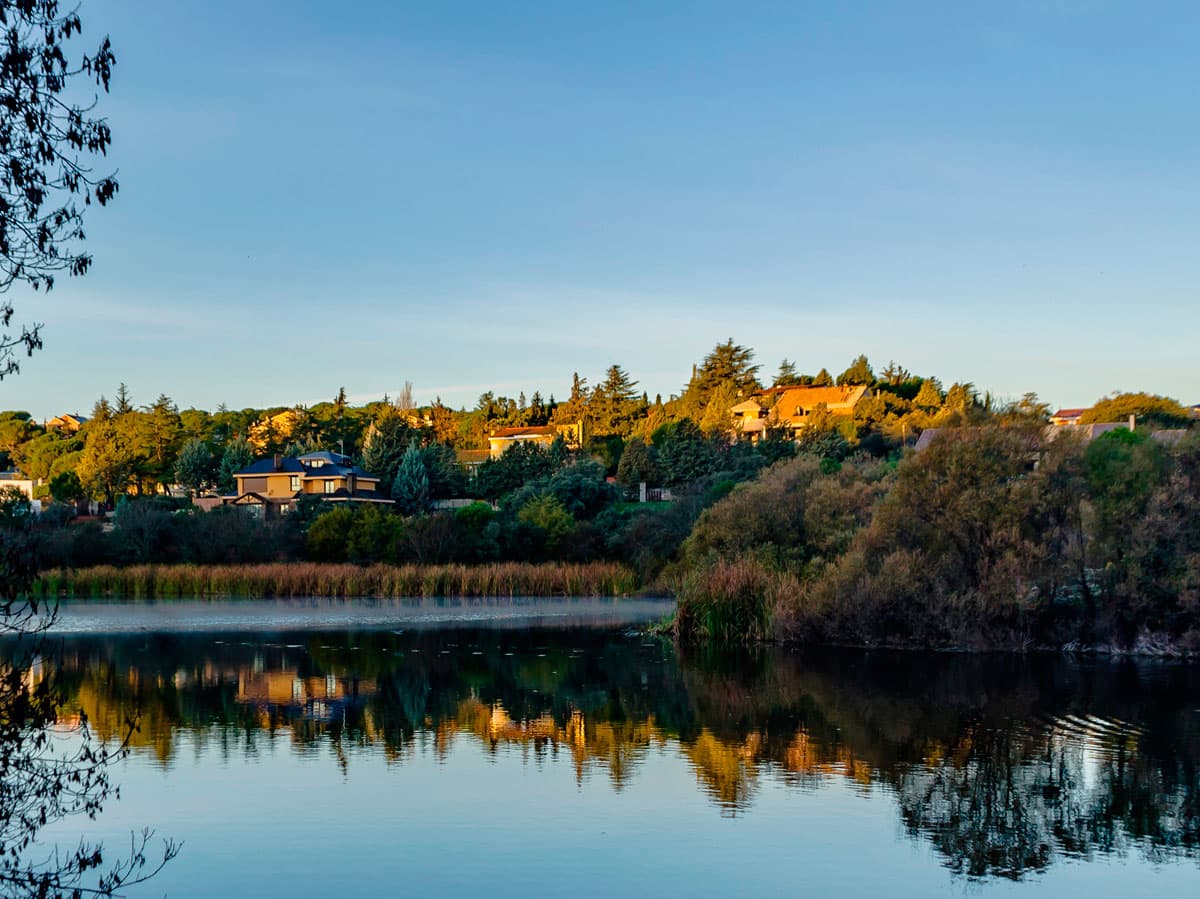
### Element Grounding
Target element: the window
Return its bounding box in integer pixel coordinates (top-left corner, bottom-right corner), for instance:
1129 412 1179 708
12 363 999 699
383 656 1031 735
289 475 301 491
324 479 335 494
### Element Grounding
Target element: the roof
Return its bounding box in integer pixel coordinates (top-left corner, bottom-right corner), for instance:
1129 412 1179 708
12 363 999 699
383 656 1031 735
235 457 307 476
915 427 1043 452
729 400 764 415
766 385 869 420
1051 408 1087 419
456 449 492 464
299 450 353 466
235 453 382 481
489 426 556 439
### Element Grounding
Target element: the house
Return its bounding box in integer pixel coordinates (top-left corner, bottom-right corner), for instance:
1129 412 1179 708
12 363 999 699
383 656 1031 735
456 448 492 476
45 413 88 434
225 450 391 518
731 385 870 439
486 421 583 459
0 471 36 500
1049 408 1087 427
729 399 769 437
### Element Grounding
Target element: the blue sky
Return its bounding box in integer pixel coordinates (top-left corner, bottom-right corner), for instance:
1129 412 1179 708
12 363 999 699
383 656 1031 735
4 1 1198 418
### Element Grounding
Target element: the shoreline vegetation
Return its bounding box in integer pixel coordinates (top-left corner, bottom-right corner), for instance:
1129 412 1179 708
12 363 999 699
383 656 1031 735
7 342 1198 656
672 427 1200 658
34 561 639 600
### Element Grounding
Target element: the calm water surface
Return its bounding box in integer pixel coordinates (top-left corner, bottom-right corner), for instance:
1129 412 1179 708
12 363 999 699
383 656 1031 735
12 598 1200 897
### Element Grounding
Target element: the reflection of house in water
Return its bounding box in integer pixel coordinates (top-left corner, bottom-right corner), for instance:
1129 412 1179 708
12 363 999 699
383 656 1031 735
236 669 376 724
434 698 660 789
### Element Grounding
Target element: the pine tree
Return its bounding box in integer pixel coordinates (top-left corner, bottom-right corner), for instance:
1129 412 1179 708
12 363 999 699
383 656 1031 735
836 355 875 386
914 378 943 410
774 358 801 387
392 440 431 515
114 382 133 415
217 437 254 494
174 438 213 497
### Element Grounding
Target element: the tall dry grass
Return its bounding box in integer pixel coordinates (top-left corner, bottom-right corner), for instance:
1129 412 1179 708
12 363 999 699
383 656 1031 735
672 557 801 644
34 561 639 600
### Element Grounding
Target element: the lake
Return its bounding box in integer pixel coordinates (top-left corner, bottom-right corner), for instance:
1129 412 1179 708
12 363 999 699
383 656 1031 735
10 598 1200 897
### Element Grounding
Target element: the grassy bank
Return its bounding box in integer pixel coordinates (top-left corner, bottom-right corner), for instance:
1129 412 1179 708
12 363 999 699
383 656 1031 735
35 561 639 600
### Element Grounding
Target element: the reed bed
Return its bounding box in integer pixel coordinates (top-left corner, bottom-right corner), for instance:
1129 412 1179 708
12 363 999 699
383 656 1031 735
34 561 639 600
672 557 800 644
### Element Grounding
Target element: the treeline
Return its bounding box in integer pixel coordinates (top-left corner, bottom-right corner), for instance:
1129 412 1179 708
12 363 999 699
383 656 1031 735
26 435 794 584
6 339 1194 508
674 427 1200 653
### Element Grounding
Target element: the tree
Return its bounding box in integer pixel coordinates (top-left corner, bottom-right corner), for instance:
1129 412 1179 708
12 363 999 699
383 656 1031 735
655 419 718 488
914 378 943 410
0 1 118 378
591 364 639 437
836 355 875 386
144 393 182 486
174 437 213 497
47 468 83 502
217 436 253 494
362 405 415 488
615 439 658 494
812 368 834 387
943 382 977 414
76 411 134 504
113 382 132 415
698 339 760 392
773 358 802 387
393 440 431 515
680 339 761 420
422 441 466 499
1081 392 1191 430
516 495 574 552
879 360 911 386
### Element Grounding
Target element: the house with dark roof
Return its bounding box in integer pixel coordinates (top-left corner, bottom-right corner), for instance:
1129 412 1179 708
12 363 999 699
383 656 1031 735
225 450 391 518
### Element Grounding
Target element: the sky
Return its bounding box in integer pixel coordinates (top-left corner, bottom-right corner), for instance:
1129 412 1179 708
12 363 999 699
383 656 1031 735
3 0 1198 419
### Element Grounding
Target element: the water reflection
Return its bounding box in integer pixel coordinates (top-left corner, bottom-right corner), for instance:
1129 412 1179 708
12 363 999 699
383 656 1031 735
27 630 1200 880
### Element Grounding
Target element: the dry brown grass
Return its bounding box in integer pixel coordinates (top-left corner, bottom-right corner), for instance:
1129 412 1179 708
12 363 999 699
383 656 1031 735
34 561 639 599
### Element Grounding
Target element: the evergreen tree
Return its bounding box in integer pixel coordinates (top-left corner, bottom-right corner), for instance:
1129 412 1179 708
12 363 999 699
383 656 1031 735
362 405 415 488
217 437 254 495
944 382 977 413
393 440 431 515
812 368 834 387
836 355 876 386
174 438 213 497
914 378 944 410
615 439 658 494
879 361 910 386
774 358 802 387
114 382 133 415
592 364 640 436
422 442 466 499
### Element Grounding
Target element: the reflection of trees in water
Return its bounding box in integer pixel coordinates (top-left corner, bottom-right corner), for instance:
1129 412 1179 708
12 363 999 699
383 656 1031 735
30 629 1200 879
0 594 178 894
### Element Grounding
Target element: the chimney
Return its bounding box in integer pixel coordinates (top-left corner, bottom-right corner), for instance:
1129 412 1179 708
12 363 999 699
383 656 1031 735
1128 414 1136 432
273 453 282 471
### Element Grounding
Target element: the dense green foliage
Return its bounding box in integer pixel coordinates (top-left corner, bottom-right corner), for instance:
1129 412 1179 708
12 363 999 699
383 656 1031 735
675 427 1200 652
